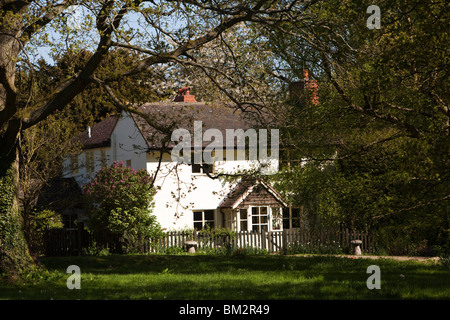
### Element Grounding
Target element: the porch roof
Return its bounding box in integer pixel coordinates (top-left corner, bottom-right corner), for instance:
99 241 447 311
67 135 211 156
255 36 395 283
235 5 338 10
219 177 288 209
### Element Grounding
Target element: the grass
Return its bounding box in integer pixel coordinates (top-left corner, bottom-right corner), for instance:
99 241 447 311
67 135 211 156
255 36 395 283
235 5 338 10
1 254 449 300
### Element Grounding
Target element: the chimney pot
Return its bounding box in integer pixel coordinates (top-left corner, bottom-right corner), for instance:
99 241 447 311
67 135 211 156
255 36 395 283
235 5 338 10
174 86 196 102
288 69 319 106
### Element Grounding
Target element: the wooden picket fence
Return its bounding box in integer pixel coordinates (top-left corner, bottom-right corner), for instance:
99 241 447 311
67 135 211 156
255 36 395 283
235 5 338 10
147 228 373 254
45 227 93 256
43 227 372 256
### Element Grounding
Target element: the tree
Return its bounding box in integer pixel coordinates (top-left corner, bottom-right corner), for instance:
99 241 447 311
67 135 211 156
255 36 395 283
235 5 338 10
0 0 314 275
31 48 175 132
19 111 81 254
264 0 449 253
82 161 160 253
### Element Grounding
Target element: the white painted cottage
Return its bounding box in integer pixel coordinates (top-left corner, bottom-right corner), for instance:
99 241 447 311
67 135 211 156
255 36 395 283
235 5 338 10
63 88 302 232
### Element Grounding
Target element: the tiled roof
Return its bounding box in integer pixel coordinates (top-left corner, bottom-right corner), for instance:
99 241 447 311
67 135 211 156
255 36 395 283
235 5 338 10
75 101 267 150
130 102 259 149
75 114 120 149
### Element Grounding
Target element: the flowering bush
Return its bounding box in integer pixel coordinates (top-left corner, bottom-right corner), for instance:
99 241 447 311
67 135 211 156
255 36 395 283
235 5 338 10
82 161 161 253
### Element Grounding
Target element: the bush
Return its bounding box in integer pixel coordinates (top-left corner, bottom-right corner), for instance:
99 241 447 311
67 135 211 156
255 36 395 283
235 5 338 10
27 209 63 255
232 246 268 256
439 254 450 269
81 239 111 256
286 241 344 255
163 246 185 255
20 265 63 284
82 161 162 253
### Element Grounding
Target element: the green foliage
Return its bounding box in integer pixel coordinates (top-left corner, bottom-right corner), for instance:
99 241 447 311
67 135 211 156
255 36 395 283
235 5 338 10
162 247 186 255
3 255 449 300
82 161 162 253
31 210 64 232
82 240 111 257
20 265 63 285
268 0 449 255
286 241 344 255
17 93 83 255
197 226 236 240
439 254 450 269
18 48 166 135
0 168 15 252
231 247 269 257
0 158 33 277
25 209 63 255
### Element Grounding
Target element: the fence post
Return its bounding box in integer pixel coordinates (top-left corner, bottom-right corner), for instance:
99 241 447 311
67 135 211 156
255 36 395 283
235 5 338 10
262 230 266 251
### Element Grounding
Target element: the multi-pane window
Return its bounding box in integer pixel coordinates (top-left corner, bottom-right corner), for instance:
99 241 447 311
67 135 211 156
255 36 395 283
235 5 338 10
239 209 248 231
193 210 215 230
291 208 301 228
283 207 301 229
62 213 78 229
251 207 268 232
191 152 214 174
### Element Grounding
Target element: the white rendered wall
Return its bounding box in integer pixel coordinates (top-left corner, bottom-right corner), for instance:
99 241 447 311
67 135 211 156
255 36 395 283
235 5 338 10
63 112 147 186
146 151 264 231
63 112 279 231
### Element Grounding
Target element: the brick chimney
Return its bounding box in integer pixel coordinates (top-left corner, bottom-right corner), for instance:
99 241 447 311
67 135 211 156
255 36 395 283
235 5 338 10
174 87 196 102
289 69 318 106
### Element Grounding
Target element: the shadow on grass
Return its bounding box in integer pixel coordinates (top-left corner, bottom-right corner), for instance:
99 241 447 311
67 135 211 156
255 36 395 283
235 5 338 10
1 255 448 300
39 254 380 274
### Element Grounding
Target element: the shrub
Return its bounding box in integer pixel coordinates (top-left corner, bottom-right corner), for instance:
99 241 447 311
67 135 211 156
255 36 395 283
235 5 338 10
439 254 450 269
27 209 63 255
21 265 63 284
82 161 162 253
163 246 185 255
232 246 268 256
286 240 344 255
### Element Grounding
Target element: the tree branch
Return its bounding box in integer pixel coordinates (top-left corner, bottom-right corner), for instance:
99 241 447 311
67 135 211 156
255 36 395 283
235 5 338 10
23 1 130 128
107 0 272 81
20 2 71 43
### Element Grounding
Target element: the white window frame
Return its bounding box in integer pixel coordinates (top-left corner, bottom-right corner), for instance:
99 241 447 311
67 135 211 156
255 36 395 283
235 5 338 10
238 208 249 231
250 206 269 232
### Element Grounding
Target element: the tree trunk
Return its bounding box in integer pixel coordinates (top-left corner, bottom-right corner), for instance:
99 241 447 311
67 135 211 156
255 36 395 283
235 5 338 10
0 135 33 278
0 9 34 276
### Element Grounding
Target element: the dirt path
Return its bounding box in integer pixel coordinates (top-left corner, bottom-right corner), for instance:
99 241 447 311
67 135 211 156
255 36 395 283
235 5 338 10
337 255 440 263
295 254 441 263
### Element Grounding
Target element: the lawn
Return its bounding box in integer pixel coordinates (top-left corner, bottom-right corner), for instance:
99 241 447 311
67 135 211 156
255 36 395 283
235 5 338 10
1 254 449 300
